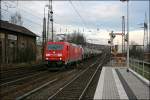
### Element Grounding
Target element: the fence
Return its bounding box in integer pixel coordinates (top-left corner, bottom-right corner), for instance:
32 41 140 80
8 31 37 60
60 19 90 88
129 58 150 80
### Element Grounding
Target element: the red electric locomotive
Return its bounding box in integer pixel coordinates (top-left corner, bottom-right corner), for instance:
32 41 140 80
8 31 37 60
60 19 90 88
44 42 83 69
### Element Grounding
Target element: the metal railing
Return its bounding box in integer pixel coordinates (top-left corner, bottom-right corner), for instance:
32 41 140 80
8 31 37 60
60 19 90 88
129 58 150 80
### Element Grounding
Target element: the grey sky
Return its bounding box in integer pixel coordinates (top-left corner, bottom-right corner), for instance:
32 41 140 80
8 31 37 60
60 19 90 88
1 0 149 45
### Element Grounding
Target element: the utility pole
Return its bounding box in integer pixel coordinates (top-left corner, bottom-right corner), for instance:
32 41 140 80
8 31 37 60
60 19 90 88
50 0 54 42
0 0 2 20
42 8 46 61
127 0 129 69
120 0 130 69
46 0 50 42
122 16 124 54
144 13 148 52
122 16 125 54
143 12 148 61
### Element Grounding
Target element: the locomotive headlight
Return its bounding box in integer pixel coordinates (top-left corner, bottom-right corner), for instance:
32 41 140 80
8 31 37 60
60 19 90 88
57 54 62 56
46 54 50 56
46 58 49 60
59 57 62 60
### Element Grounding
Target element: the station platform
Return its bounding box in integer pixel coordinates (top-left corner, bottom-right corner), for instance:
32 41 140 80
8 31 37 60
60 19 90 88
94 67 150 99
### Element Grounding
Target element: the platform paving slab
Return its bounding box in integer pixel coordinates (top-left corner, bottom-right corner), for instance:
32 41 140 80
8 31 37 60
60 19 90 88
94 67 122 99
117 68 150 100
94 66 149 100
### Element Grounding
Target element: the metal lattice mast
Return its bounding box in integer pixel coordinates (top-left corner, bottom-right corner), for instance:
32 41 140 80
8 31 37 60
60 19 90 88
143 12 148 53
120 0 130 68
122 16 125 54
50 0 54 42
46 0 50 42
42 8 46 61
127 0 129 68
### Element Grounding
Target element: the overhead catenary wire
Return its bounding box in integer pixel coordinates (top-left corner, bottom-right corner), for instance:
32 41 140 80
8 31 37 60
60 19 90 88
2 0 67 37
2 1 91 35
68 0 100 34
69 0 87 27
1 9 42 27
2 1 43 21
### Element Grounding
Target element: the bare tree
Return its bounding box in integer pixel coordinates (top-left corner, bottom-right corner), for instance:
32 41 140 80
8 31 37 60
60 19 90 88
67 31 86 46
10 12 23 25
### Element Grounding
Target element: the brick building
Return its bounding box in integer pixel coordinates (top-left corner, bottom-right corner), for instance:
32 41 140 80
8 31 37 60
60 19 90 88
0 20 37 64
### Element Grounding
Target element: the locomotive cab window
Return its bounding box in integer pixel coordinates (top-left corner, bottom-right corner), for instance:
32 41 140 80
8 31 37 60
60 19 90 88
47 44 63 50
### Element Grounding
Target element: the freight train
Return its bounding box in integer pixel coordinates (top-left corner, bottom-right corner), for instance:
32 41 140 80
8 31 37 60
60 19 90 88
44 41 101 70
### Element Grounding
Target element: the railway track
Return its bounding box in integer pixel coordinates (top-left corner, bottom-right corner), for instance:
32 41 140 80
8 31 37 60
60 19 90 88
0 64 46 84
0 55 104 100
16 69 78 100
14 56 101 100
0 70 61 100
48 54 106 100
0 63 91 99
0 71 47 87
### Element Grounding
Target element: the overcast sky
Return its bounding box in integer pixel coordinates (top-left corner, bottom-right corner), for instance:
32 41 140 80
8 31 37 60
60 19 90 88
1 0 149 45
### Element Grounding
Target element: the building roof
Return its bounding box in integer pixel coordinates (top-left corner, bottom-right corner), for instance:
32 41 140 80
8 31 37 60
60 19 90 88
0 20 37 37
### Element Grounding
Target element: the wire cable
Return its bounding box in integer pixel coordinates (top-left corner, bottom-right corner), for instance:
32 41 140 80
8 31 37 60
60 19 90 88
69 0 86 27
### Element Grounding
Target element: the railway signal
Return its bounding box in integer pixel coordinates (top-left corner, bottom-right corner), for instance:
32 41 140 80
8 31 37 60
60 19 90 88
112 34 116 39
108 40 111 44
109 31 116 39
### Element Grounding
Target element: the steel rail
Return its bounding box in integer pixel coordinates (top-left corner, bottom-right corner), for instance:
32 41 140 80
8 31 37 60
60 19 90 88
16 78 58 100
1 64 46 84
48 59 100 100
79 54 106 99
0 71 47 87
79 63 102 100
